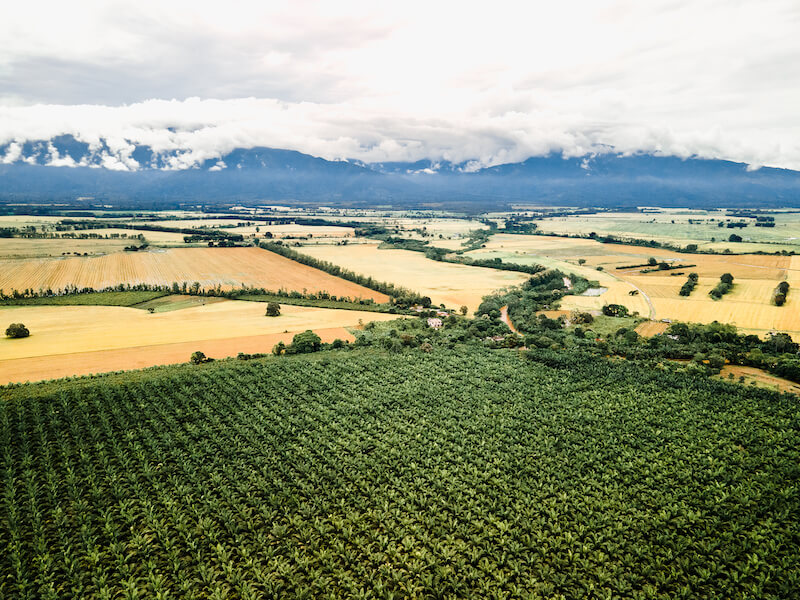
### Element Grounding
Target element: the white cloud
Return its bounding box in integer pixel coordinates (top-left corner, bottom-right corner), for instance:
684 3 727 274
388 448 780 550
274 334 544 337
0 1 798 170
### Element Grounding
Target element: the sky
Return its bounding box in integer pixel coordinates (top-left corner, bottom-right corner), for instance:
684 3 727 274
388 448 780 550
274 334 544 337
1 0 799 171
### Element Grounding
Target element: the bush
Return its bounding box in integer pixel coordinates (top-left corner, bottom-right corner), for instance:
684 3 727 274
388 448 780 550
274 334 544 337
5 323 30 338
291 330 322 354
602 304 629 317
190 351 207 364
265 302 281 316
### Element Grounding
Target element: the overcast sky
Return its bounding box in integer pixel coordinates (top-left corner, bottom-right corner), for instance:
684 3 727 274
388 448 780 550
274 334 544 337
2 0 799 170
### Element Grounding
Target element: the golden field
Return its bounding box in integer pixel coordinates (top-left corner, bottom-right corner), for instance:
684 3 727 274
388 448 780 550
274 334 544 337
0 301 398 384
300 243 528 311
0 246 388 301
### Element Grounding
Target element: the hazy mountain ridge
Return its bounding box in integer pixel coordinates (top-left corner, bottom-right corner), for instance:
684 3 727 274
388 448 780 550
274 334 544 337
2 135 799 209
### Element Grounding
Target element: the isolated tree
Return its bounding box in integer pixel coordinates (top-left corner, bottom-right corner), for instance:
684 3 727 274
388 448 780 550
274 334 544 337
5 323 30 338
460 305 468 316
578 258 586 266
728 233 742 243
265 302 281 317
720 273 734 285
291 330 322 354
648 257 657 266
190 351 207 364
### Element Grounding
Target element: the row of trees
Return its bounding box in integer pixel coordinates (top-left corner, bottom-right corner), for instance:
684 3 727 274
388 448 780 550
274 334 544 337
709 273 734 299
679 272 699 296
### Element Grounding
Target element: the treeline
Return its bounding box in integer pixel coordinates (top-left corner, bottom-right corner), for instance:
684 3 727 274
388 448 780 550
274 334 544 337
60 220 245 242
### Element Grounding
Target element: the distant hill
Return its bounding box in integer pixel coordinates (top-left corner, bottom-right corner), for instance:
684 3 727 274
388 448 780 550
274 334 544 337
2 135 799 209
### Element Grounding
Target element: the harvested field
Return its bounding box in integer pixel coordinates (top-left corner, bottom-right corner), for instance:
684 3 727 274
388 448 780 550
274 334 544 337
634 321 670 337
0 237 132 259
0 247 388 302
300 243 527 311
717 365 800 394
0 302 399 383
0 328 356 385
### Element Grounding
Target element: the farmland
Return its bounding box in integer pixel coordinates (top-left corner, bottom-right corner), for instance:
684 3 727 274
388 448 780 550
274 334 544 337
0 247 389 302
2 347 798 598
534 209 800 253
299 243 528 311
0 237 133 259
464 234 800 337
0 301 398 384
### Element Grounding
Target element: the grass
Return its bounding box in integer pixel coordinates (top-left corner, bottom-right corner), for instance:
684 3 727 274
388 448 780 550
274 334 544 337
0 290 168 307
577 315 641 338
236 294 396 313
131 294 227 313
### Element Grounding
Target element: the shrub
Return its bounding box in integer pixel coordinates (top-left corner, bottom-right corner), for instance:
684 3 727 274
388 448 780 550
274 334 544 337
190 351 207 364
265 302 281 316
602 304 628 317
291 330 322 354
5 323 30 338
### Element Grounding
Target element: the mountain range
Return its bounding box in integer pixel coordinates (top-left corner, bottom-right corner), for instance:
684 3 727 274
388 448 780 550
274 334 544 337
2 135 799 210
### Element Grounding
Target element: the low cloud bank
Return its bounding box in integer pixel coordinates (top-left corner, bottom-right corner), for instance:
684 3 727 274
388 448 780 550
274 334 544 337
0 97 798 171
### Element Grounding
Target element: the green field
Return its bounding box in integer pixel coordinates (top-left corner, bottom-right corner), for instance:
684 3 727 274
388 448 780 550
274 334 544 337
0 290 168 307
2 347 798 598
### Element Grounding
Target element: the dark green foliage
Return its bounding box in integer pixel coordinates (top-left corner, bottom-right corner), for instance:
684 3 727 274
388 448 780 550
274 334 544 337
710 273 734 299
0 290 170 306
265 302 281 316
602 303 629 317
4 322 30 338
773 281 790 306
189 351 208 364
289 330 322 354
1 349 799 598
679 272 699 296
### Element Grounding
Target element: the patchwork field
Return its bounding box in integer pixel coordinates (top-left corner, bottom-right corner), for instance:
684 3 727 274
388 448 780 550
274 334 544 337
465 234 800 336
0 301 397 384
300 243 527 311
535 210 800 252
0 247 389 302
